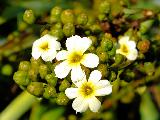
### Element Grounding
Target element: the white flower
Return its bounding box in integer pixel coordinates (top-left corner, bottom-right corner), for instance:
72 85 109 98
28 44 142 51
116 36 138 60
32 34 61 62
65 70 112 113
54 35 99 82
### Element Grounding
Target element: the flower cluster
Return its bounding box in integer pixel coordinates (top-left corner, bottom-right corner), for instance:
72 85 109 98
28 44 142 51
31 34 138 113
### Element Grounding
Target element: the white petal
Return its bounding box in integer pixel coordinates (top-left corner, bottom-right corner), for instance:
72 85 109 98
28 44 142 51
95 86 112 96
54 61 71 79
65 88 78 99
56 50 68 61
66 35 92 53
72 97 88 113
88 96 101 112
128 40 136 49
126 49 138 60
88 70 102 84
97 80 111 88
119 36 129 45
41 50 57 61
71 66 86 86
81 53 99 68
31 47 41 59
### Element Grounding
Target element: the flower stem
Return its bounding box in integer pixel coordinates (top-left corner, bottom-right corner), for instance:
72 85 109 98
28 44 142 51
0 91 37 120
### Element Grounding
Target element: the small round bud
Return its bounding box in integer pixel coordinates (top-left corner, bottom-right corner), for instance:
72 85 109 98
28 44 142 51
88 46 96 53
109 71 117 82
97 51 109 63
59 79 71 92
50 28 64 40
114 54 124 64
45 73 58 87
97 64 109 78
28 68 38 82
50 6 62 23
23 9 35 24
1 64 13 76
56 92 69 105
27 82 44 97
30 57 42 69
88 36 98 46
137 40 150 53
98 13 107 21
68 114 77 120
43 85 57 99
18 61 30 71
101 38 113 51
99 0 110 14
61 9 75 24
13 71 30 86
77 13 88 25
63 23 75 37
39 64 48 79
90 24 102 33
108 46 116 58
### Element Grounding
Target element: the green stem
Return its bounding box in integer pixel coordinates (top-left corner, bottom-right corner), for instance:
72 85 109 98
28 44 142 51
0 91 37 120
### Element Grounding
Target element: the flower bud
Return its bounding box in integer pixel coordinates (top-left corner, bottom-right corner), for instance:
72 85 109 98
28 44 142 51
43 85 57 99
114 54 124 64
109 71 117 82
28 68 38 82
97 51 109 62
61 9 75 24
27 82 44 97
39 64 48 79
50 28 64 40
45 73 58 87
77 13 88 25
139 19 154 34
30 57 42 69
59 79 71 92
97 64 109 78
18 61 30 71
13 71 30 86
108 46 116 58
101 37 113 51
137 40 150 53
56 92 69 105
50 6 62 23
90 24 102 33
63 23 75 37
23 9 35 24
1 64 13 76
68 115 77 120
88 36 98 46
99 0 110 14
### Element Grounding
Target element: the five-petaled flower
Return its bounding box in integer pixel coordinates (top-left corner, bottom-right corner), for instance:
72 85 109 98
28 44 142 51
116 36 138 60
32 34 61 62
65 70 112 113
54 35 99 82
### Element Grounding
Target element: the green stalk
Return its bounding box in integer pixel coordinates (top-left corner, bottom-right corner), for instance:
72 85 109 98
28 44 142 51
0 91 37 120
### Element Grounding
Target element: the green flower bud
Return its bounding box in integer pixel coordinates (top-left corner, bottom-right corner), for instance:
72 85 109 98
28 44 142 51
101 38 113 51
137 40 150 53
114 54 124 64
88 36 98 46
18 61 30 71
1 64 13 76
39 64 48 79
13 71 30 86
63 23 75 37
30 57 42 69
139 19 154 34
98 13 107 21
50 6 62 23
50 28 64 40
18 21 28 31
61 9 75 24
99 0 110 14
77 13 88 25
56 92 69 105
123 69 135 82
59 79 71 92
90 24 102 33
68 114 77 120
28 68 38 82
97 51 109 63
88 46 96 53
27 82 44 97
45 73 58 87
108 45 116 58
53 22 63 29
85 15 95 27
23 9 35 24
97 64 109 78
109 71 117 82
144 62 155 76
43 85 57 99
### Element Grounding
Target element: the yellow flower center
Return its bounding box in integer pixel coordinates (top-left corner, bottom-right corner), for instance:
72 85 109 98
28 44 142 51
121 44 128 54
40 42 49 51
79 82 95 98
68 52 83 66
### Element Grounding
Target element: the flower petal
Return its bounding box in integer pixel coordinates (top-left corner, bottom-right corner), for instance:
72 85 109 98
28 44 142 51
95 86 112 96
41 50 57 61
128 40 136 49
126 49 138 60
72 96 88 113
71 66 86 86
66 35 92 53
56 50 68 61
119 36 129 45
81 53 99 68
54 61 71 79
97 80 111 88
31 47 41 59
88 70 102 84
88 96 101 112
65 88 78 99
